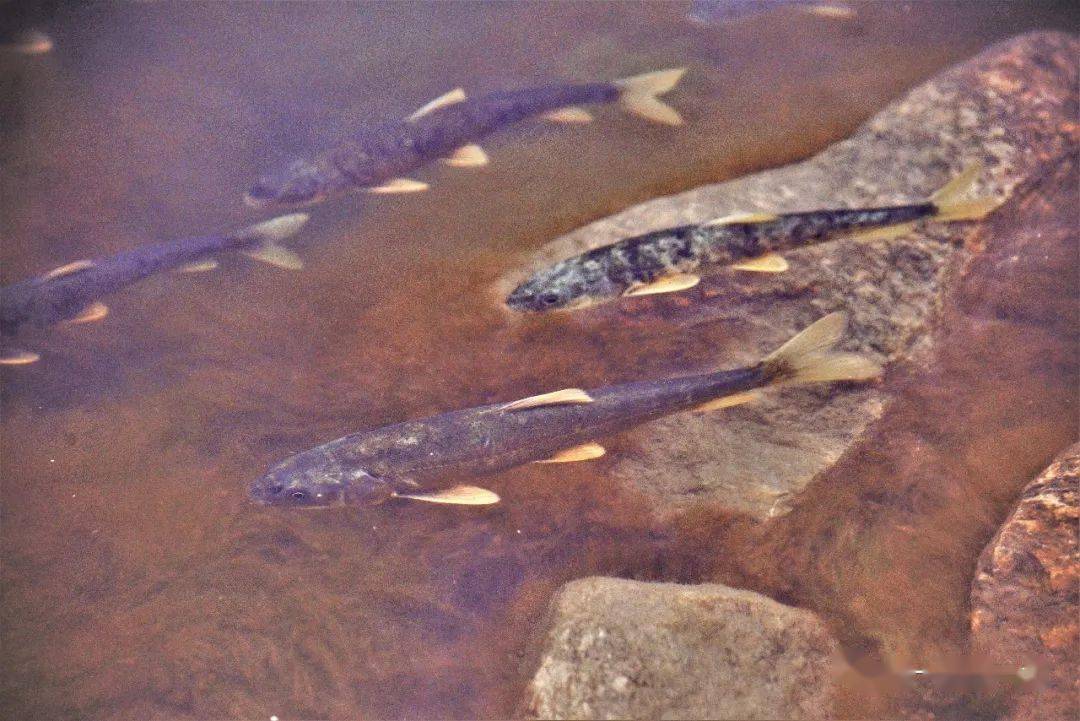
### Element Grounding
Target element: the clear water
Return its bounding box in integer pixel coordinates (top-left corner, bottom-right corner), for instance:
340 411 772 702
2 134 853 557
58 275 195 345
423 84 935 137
2 2 1077 719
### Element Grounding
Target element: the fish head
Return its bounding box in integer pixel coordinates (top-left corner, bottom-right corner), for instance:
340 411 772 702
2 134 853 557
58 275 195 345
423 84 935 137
504 258 615 313
245 157 339 209
250 450 389 508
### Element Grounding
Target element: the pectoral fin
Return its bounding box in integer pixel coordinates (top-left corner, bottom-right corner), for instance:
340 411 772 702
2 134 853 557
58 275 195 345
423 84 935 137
502 388 594 412
694 390 760 412
394 484 500 505
442 144 489 167
176 259 219 273
0 349 41 365
366 178 430 194
541 106 594 123
535 442 606 464
623 273 700 297
705 212 778 227
406 88 467 122
731 252 789 273
41 259 95 281
62 301 108 325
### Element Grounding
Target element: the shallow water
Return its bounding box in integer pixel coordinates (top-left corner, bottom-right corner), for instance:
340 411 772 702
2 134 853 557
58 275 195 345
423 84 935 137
1 2 1077 719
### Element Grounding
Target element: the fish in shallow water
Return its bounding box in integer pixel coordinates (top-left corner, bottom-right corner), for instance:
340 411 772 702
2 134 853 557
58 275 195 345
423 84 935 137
250 312 879 508
244 68 686 209
0 214 309 365
505 164 1000 313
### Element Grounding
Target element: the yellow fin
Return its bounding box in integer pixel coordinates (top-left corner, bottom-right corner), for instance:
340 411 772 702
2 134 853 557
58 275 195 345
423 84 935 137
803 4 856 19
541 106 594 124
4 30 53 55
242 243 303 270
62 301 108 325
614 68 686 126
705 212 778 227
41 259 95 281
442 144 489 168
623 272 700 297
930 162 1002 221
731 252 789 273
848 221 917 243
0 349 41 365
176 259 219 273
503 388 594 412
366 178 430 194
535 442 606 464
694 390 760 412
394 484 500 505
406 87 467 122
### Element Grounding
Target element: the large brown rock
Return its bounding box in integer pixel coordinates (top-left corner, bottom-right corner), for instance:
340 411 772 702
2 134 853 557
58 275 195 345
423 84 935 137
970 444 1079 721
523 578 845 720
497 31 1078 520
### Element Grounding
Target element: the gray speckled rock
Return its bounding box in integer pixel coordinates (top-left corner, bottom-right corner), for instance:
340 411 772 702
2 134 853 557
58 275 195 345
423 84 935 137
496 31 1078 520
523 577 845 720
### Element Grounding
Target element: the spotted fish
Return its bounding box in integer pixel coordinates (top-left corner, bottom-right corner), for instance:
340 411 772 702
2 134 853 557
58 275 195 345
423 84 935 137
250 312 879 508
505 164 999 312
244 68 687 209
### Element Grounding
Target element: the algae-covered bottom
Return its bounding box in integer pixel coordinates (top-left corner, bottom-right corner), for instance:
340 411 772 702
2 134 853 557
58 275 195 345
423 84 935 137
1 2 1077 719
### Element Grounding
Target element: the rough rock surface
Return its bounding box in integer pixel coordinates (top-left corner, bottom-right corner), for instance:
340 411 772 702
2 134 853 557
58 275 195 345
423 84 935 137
523 578 844 720
497 31 1079 520
970 444 1079 721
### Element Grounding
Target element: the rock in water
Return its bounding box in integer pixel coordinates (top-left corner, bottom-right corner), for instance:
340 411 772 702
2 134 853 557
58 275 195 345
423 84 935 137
523 578 845 720
970 444 1079 721
497 31 1078 520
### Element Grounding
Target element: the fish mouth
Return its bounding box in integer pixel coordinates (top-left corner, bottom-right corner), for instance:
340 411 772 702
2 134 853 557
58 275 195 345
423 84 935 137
243 192 274 210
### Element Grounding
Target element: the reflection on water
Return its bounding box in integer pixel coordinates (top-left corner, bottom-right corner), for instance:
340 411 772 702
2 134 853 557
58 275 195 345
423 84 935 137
1 2 1077 719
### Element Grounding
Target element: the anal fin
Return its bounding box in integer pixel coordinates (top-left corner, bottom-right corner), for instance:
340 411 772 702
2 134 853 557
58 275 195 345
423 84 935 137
848 221 917 243
366 178 430 194
242 243 303 270
623 272 700 297
541 106 594 124
176 259 219 273
535 442 606 464
442 144 489 168
694 390 760 412
503 388 594 412
0 349 41 365
393 484 500 505
62 301 108 325
731 252 789 273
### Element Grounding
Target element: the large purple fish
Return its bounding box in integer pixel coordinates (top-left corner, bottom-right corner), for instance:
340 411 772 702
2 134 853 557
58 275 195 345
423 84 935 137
244 68 686 209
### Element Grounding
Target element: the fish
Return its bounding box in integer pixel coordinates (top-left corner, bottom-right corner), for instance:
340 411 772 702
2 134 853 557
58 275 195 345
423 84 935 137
250 312 880 508
0 214 309 365
0 29 54 55
243 68 687 209
505 164 1000 313
687 0 855 25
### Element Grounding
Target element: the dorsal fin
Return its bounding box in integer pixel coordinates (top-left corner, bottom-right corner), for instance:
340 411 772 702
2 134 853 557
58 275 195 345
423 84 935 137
406 88 467 122
41 259 95 281
502 388 594 412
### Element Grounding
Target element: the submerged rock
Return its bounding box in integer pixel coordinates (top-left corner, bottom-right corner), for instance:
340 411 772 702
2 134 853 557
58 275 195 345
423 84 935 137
523 577 844 720
497 31 1078 520
970 444 1079 721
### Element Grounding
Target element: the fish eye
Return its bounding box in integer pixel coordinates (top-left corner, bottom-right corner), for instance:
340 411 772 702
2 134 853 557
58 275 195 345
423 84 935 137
539 291 561 306
291 490 307 500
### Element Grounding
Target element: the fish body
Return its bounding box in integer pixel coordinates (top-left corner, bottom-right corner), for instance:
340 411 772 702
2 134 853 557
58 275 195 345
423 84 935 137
505 165 1000 312
0 214 308 360
250 313 880 508
245 69 686 209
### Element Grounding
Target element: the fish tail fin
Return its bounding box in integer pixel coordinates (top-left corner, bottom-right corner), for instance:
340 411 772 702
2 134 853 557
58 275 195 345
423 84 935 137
613 68 686 126
760 312 881 388
930 162 1002 222
236 213 309 270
